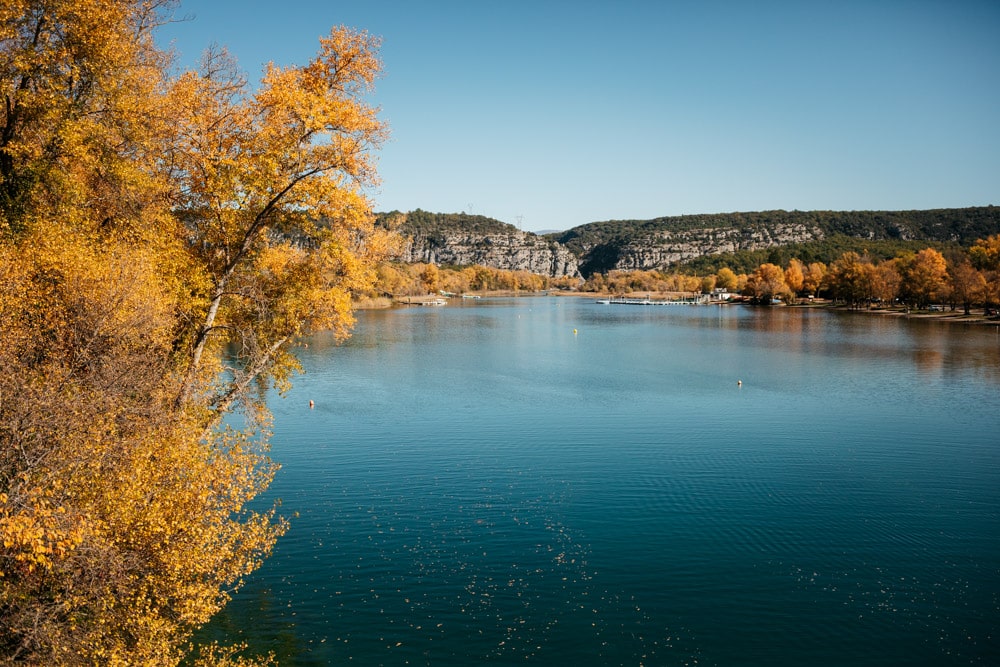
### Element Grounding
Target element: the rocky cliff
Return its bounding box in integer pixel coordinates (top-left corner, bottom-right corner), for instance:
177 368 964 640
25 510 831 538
381 207 999 278
399 229 580 277
572 221 822 274
383 210 579 277
554 207 1000 275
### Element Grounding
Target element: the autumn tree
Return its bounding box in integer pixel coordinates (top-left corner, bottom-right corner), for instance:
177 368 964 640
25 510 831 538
784 258 805 297
985 276 1000 311
0 0 174 234
898 248 948 309
870 259 902 306
969 234 1000 309
828 252 874 308
436 265 472 294
969 234 1000 271
948 261 987 315
735 272 749 293
551 274 582 290
715 267 738 291
744 263 791 304
2 2 393 664
471 265 502 291
419 262 440 293
802 261 827 298
373 262 411 296
168 29 395 419
680 274 703 293
700 274 717 294
582 271 608 293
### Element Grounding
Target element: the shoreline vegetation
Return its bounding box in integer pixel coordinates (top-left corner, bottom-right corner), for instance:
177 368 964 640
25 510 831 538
355 291 1000 326
2 6 391 663
354 235 1000 327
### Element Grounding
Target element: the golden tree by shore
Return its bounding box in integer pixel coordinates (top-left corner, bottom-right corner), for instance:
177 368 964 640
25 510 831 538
1 1 394 664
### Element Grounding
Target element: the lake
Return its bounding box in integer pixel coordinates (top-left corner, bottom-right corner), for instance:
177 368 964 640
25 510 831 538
207 297 1000 666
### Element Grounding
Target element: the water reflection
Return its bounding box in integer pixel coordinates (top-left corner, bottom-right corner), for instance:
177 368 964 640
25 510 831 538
687 304 1000 382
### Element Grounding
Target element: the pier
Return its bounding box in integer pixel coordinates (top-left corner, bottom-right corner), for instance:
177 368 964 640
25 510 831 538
596 295 710 306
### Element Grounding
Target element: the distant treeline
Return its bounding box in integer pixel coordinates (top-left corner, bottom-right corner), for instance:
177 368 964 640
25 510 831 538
366 234 1000 317
579 234 1000 315
377 209 521 237
368 261 579 297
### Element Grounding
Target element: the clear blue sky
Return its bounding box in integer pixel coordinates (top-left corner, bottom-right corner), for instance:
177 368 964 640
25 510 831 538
156 0 1000 232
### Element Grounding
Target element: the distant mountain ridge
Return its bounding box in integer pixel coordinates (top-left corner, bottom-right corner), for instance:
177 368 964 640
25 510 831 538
378 206 1000 277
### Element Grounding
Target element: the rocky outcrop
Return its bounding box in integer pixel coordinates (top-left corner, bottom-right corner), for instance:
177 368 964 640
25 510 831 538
388 206 999 278
398 229 580 277
598 222 822 271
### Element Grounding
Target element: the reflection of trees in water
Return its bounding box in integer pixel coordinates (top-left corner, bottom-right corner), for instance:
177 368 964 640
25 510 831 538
715 307 1000 382
912 348 945 376
907 321 1000 382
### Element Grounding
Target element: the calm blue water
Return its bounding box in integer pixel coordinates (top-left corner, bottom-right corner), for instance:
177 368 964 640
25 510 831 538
208 298 1000 666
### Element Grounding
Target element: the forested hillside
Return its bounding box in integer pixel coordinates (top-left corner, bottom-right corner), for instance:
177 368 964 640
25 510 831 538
380 207 1000 278
380 209 521 236
553 207 1000 253
551 206 1000 275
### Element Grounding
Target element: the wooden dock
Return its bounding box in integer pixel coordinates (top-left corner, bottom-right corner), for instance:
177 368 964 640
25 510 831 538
596 296 710 306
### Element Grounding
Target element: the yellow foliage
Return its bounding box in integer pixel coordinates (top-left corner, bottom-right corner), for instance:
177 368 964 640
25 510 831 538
744 263 791 303
2 2 390 664
715 267 738 291
166 26 395 418
898 247 948 308
1 227 287 664
803 262 827 297
784 258 805 294
969 234 1000 271
369 261 559 296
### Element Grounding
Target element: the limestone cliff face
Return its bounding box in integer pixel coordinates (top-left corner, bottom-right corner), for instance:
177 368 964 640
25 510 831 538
388 206 998 277
399 229 580 277
398 221 819 276
607 222 822 271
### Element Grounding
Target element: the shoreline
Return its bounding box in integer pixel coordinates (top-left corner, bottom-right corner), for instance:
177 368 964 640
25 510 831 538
360 291 1000 326
810 303 1000 326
